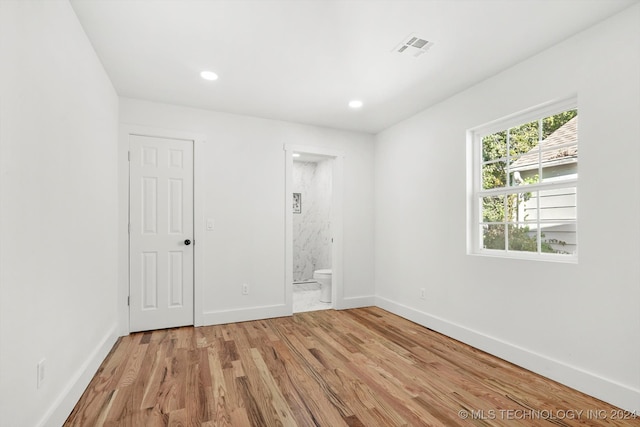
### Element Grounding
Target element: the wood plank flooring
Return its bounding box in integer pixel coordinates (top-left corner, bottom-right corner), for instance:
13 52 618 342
65 307 640 426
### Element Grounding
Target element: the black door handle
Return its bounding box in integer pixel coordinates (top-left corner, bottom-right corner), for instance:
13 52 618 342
184 239 191 246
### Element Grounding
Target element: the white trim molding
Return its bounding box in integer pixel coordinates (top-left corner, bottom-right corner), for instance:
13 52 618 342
201 304 291 325
339 295 376 310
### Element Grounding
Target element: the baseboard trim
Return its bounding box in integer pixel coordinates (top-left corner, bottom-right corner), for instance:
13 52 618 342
38 324 119 427
199 295 376 326
201 304 291 326
375 296 640 414
337 295 376 310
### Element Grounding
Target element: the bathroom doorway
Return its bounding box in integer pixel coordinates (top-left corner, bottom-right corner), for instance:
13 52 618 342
284 145 343 313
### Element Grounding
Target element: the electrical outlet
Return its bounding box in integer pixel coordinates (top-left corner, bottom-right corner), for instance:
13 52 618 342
419 288 426 300
37 359 46 389
242 283 249 295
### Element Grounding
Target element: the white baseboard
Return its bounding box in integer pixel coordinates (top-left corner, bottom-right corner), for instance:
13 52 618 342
198 296 376 326
337 295 376 310
375 296 640 414
38 324 119 427
201 304 291 326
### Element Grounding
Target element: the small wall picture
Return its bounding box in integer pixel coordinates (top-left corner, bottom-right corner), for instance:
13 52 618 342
293 193 302 214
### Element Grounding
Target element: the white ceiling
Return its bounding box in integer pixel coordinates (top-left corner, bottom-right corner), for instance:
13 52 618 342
70 0 637 134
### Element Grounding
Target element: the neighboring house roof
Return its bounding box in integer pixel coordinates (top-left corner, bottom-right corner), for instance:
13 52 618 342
511 116 577 172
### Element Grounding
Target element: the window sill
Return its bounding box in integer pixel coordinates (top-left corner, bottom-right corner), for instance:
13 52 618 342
469 250 578 264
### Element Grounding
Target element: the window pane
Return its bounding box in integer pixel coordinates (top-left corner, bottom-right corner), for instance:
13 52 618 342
541 222 576 255
542 110 577 139
519 190 538 223
482 195 504 222
538 187 576 221
507 191 537 223
507 224 537 252
509 166 540 187
482 161 506 190
508 161 539 186
508 120 539 157
482 224 506 250
482 131 506 162
540 158 577 181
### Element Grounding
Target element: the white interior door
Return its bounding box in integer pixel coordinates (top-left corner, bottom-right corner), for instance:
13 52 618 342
129 135 194 332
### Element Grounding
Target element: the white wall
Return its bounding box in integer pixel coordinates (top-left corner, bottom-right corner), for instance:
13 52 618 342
375 4 640 413
119 99 375 327
0 1 119 426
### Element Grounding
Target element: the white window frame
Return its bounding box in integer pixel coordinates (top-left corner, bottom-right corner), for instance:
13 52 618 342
467 97 578 262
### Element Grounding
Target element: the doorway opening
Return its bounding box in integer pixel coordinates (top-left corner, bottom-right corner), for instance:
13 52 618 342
292 154 333 312
284 145 343 314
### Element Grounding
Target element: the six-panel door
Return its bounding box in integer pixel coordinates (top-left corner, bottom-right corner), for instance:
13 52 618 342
129 135 194 332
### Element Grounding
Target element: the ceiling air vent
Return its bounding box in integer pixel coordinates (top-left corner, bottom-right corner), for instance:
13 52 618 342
394 34 434 57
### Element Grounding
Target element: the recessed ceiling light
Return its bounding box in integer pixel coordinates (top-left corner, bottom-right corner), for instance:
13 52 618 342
292 153 301 158
348 100 363 109
200 70 218 81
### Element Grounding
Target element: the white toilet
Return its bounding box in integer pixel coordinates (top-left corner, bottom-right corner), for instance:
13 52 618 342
313 269 332 303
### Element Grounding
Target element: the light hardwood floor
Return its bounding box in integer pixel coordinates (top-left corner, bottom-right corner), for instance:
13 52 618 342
65 307 639 426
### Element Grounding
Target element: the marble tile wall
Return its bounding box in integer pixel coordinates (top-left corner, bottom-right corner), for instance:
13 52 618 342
293 160 332 282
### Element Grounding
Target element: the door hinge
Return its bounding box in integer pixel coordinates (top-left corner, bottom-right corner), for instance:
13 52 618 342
127 151 131 161
127 296 130 306
128 223 130 234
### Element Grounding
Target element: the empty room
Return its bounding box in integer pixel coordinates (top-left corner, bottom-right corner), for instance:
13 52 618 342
1 0 639 425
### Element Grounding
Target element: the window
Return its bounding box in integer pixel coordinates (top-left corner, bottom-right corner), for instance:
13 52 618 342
469 98 578 260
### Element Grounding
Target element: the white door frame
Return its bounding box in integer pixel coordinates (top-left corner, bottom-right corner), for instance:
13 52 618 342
118 125 205 335
284 144 344 311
